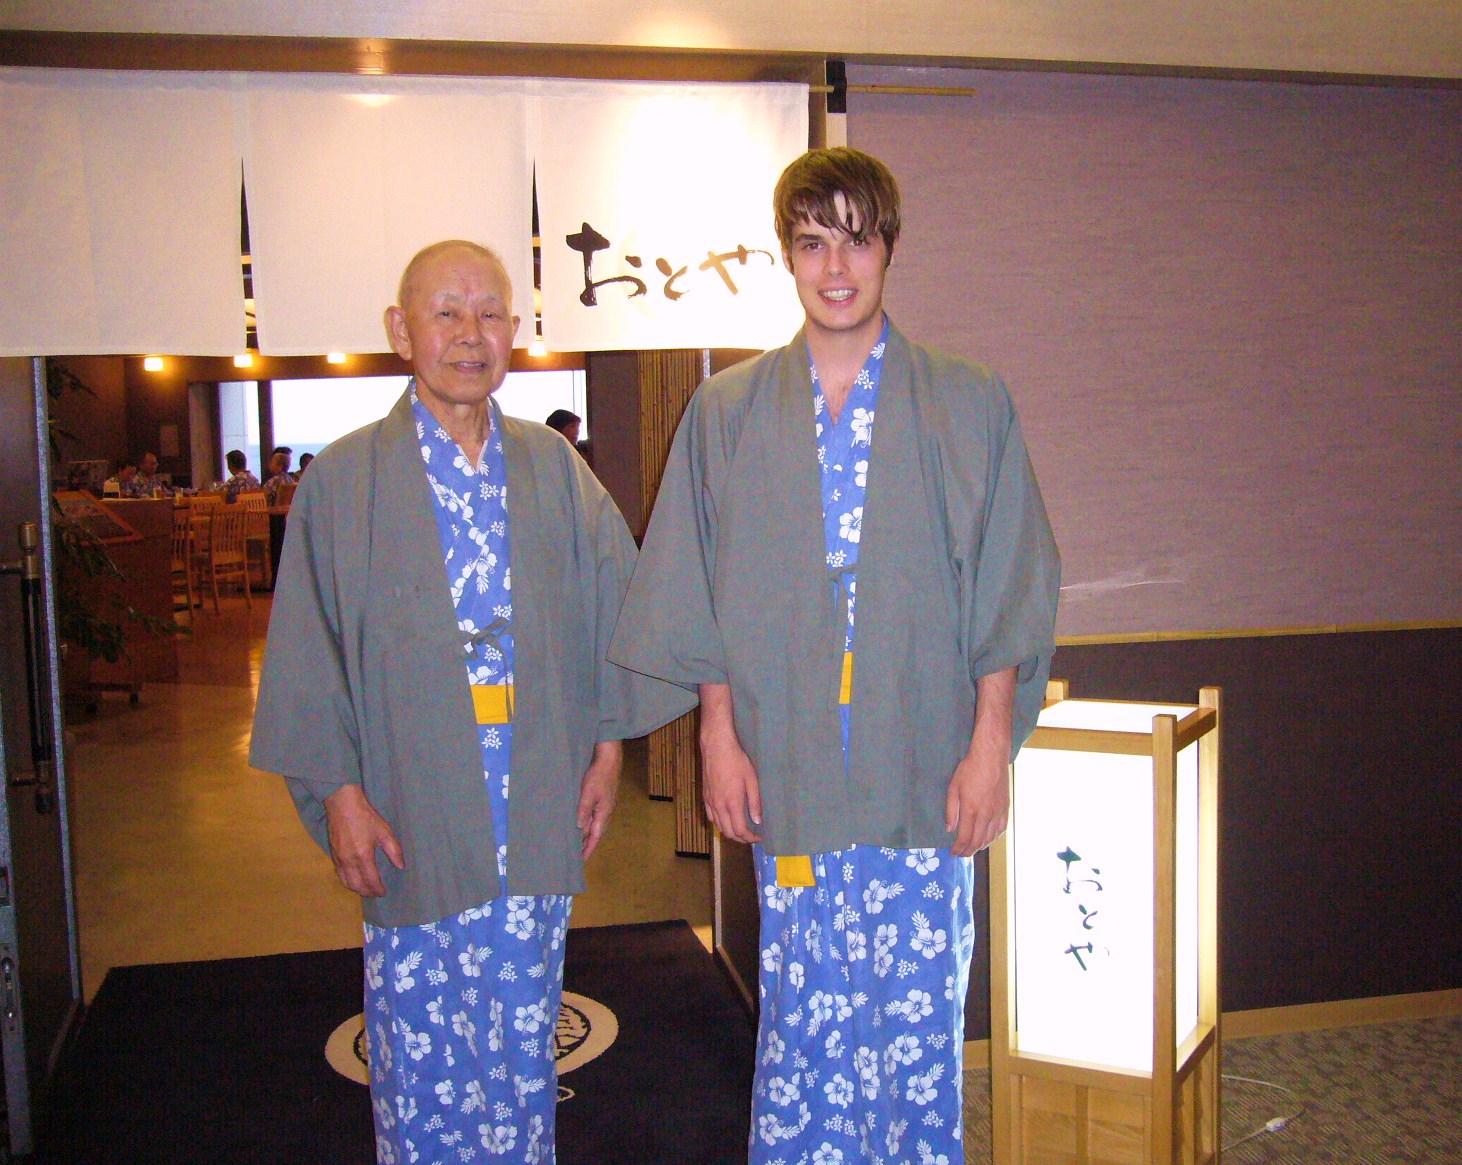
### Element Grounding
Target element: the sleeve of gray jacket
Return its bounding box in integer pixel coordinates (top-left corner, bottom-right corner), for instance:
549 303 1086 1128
574 452 699 740
248 469 361 853
607 391 727 691
964 382 1062 757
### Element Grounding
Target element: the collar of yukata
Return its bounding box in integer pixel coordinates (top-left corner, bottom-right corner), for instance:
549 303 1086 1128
811 316 891 428
810 314 891 385
408 378 504 468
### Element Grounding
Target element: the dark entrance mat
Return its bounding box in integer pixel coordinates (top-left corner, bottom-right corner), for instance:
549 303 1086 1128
35 946 371 1164
33 920 753 1164
555 920 754 1164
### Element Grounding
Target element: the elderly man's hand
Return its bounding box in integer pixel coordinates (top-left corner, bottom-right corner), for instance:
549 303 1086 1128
324 784 405 898
578 741 623 860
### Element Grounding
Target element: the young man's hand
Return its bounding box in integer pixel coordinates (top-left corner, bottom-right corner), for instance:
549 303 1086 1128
945 666 1017 856
699 683 763 843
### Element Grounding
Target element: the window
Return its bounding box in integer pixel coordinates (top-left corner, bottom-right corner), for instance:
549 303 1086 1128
218 371 588 480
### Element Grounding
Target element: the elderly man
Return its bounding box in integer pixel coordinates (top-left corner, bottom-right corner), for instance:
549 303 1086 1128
261 449 293 504
610 149 1060 1164
251 239 692 1165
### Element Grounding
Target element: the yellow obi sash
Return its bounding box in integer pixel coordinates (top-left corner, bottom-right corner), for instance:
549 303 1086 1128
776 855 816 887
776 652 854 888
471 683 515 725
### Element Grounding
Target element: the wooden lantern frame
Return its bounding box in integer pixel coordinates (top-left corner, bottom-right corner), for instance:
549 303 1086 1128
989 680 1223 1165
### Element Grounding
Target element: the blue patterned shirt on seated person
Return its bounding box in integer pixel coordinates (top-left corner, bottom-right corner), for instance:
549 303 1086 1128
120 472 171 498
224 470 261 503
262 473 292 504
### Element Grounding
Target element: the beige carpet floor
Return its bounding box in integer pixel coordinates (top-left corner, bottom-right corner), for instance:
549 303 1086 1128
963 1014 1462 1163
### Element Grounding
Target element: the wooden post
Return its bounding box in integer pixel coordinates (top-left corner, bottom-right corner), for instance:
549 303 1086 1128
637 349 712 854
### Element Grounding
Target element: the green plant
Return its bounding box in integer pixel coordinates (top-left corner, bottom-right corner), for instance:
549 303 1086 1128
45 358 185 662
45 358 95 458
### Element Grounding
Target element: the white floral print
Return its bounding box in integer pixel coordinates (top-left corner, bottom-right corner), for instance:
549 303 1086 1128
364 389 570 1165
750 321 973 1164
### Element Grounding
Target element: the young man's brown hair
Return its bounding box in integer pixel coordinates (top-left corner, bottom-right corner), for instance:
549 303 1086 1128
772 146 902 262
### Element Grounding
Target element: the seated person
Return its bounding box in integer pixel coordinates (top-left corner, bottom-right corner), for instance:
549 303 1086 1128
223 449 262 502
545 408 581 446
292 452 314 480
126 450 173 498
104 459 138 497
262 451 293 504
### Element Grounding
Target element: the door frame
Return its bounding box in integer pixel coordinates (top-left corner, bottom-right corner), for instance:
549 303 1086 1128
0 357 83 1154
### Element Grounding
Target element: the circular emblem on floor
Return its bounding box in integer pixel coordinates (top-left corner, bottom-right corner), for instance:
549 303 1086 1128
326 992 618 1090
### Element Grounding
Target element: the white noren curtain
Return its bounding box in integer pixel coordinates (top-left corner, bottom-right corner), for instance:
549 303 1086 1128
241 75 535 356
0 68 245 357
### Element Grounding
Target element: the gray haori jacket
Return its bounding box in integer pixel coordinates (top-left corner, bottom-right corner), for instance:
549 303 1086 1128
250 389 695 928
609 323 1061 857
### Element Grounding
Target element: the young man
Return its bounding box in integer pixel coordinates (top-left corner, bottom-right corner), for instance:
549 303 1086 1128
222 448 260 502
610 148 1060 1163
252 240 692 1165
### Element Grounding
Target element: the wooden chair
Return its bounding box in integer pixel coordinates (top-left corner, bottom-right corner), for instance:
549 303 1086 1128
273 479 297 509
236 492 272 588
169 506 196 620
198 503 251 613
187 494 223 608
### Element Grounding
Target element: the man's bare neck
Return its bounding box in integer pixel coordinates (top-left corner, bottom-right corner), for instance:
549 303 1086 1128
808 324 880 424
421 395 493 467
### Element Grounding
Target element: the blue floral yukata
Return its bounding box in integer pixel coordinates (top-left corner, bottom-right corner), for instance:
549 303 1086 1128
362 389 570 1165
751 320 977 1165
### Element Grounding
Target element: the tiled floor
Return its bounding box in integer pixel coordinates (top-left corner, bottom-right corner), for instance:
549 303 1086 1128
64 592 714 1002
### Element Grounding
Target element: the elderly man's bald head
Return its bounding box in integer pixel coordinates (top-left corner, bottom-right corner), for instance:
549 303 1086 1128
385 240 521 433
397 240 514 314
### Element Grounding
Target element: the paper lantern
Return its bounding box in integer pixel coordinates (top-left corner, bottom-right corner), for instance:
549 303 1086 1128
990 680 1222 1165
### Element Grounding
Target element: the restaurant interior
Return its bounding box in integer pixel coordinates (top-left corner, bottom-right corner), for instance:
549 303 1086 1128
46 343 720 1005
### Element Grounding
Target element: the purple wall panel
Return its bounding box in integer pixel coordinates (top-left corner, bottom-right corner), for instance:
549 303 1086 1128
850 68 1461 638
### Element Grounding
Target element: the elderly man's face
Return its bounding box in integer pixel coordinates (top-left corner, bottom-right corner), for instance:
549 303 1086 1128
140 453 159 476
386 245 520 418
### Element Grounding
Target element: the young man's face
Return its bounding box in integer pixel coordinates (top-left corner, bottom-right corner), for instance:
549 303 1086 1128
782 192 889 348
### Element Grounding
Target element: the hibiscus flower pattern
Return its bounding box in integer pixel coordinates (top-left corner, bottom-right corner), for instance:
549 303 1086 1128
363 389 568 1165
752 844 974 1165
750 323 975 1164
